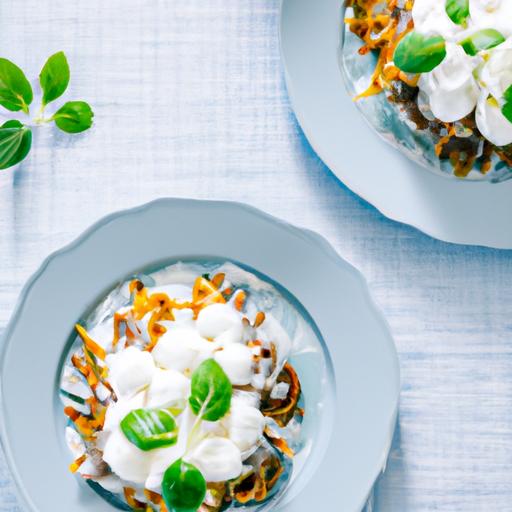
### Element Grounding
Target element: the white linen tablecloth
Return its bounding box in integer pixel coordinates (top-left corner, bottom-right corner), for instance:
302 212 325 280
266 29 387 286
1 1 511 510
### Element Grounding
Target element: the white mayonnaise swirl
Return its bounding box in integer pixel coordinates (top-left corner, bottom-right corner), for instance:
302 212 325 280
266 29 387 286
412 0 463 40
105 347 155 399
418 43 479 123
186 438 243 482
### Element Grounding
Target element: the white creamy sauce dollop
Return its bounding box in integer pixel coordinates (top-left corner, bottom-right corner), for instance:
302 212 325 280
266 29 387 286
418 43 479 123
106 347 156 399
224 400 266 453
214 344 255 386
412 0 463 40
411 0 512 146
186 438 243 483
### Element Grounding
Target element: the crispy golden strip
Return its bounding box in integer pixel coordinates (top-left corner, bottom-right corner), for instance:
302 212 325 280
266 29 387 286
69 454 86 473
75 324 107 361
262 363 301 427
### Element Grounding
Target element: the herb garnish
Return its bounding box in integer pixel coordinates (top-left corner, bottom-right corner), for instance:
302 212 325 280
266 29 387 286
445 0 470 27
502 86 512 125
393 31 447 74
188 358 232 422
120 407 179 451
460 29 506 56
162 459 207 512
0 59 33 113
40 51 70 107
0 120 32 170
0 51 93 170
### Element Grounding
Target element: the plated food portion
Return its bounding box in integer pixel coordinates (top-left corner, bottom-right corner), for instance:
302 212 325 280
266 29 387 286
343 0 512 180
60 261 310 512
0 199 400 512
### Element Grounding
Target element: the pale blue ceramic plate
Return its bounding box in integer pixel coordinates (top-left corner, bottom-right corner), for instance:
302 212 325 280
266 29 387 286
280 0 512 248
0 199 399 512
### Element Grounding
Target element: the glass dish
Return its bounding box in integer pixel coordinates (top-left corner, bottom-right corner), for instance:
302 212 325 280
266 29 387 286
340 3 512 183
58 259 334 512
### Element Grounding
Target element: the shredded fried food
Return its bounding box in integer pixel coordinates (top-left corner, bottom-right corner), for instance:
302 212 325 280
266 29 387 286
228 454 284 505
64 405 106 440
233 290 247 312
124 487 147 510
75 324 107 360
69 453 87 473
112 312 127 347
253 311 266 328
345 0 414 98
262 363 301 427
264 426 295 458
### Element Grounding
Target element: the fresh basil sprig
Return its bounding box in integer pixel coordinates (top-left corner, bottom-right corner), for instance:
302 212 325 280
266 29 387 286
0 51 93 171
0 120 32 170
393 31 447 74
162 459 207 512
120 407 179 451
460 29 506 56
446 0 470 27
188 359 232 422
502 85 512 125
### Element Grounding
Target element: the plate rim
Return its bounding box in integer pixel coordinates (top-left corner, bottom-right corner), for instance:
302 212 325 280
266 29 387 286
279 0 512 249
0 198 400 512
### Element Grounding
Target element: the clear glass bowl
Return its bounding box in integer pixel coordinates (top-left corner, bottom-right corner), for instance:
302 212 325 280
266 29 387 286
340 5 512 183
59 259 335 512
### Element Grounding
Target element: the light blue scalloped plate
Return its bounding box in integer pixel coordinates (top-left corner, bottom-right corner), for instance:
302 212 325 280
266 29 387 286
280 0 512 248
0 199 399 512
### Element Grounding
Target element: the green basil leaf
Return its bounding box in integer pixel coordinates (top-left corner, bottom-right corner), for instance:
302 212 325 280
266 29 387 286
0 58 33 113
502 102 512 124
445 0 469 26
189 359 232 422
460 29 506 56
393 31 447 73
52 101 94 133
120 408 178 451
39 51 70 106
1 120 23 129
504 85 512 104
0 123 32 170
162 459 206 512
